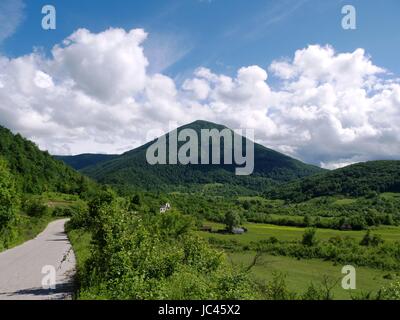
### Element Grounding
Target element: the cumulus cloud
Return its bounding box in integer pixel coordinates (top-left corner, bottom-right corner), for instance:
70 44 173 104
0 28 400 169
51 28 149 103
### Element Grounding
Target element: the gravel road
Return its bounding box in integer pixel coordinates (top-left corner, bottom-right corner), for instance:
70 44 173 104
0 219 76 300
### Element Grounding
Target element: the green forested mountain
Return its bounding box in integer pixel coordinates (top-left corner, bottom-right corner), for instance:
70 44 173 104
54 154 118 170
267 160 400 202
0 125 91 194
76 120 323 193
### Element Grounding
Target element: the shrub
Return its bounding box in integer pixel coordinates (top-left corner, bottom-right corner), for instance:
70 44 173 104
23 198 48 217
0 159 19 229
379 280 400 300
302 228 317 247
255 273 296 300
52 206 74 217
224 211 242 232
75 196 256 300
360 230 385 247
302 283 325 300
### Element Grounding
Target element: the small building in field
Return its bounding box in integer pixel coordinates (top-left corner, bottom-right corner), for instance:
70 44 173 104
232 227 245 235
340 223 353 231
200 226 213 232
160 203 171 213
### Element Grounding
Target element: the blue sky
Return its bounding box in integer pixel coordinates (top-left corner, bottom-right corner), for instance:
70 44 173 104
1 0 400 167
2 0 400 79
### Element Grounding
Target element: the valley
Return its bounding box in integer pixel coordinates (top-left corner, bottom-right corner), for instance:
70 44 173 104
1 120 400 300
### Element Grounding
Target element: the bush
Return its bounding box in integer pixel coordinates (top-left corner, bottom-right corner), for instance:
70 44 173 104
75 196 257 300
52 206 74 217
255 273 295 300
360 230 385 247
23 198 48 218
302 283 325 300
0 159 19 229
379 280 400 300
224 211 242 232
302 228 317 247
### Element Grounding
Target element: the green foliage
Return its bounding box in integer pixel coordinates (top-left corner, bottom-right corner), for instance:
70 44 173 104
0 125 97 196
55 154 118 171
23 198 49 218
156 211 193 238
302 283 326 300
172 193 400 234
211 233 400 271
0 214 53 252
379 280 400 300
360 230 385 247
78 121 322 193
68 191 257 300
302 228 317 246
255 272 295 300
303 214 313 227
224 211 242 232
52 206 74 217
267 161 400 202
0 158 19 230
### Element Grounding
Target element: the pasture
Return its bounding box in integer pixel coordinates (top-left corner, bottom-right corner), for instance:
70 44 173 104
197 221 400 244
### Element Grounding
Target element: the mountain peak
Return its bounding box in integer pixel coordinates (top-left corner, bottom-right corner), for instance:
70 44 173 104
181 120 228 131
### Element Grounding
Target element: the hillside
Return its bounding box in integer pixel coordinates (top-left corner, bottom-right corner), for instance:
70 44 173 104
77 120 324 193
266 160 400 202
0 125 91 194
54 154 118 170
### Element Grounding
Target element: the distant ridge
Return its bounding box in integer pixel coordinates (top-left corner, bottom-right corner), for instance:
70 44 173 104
54 154 119 171
266 160 400 202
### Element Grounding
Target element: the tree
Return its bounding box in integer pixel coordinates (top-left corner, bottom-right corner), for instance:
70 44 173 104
303 214 313 227
0 158 19 230
302 228 317 246
129 193 142 211
224 211 242 232
242 200 251 210
360 230 384 247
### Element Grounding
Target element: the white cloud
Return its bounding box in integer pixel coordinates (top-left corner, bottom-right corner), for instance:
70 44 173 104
0 0 24 43
0 28 400 169
52 28 149 103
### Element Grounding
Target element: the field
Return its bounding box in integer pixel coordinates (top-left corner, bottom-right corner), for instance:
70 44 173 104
197 221 400 244
228 252 393 300
196 220 400 300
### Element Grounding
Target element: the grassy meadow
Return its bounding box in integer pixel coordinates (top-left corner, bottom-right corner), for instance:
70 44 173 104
228 252 394 300
196 221 400 244
195 219 400 299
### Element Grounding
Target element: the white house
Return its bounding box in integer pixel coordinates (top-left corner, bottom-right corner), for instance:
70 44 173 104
160 203 171 213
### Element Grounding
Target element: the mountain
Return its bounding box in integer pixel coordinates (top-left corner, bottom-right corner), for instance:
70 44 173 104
54 154 118 171
73 120 324 193
0 125 92 195
266 160 400 202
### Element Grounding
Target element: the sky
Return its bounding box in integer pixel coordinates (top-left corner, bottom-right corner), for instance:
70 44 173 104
0 0 400 169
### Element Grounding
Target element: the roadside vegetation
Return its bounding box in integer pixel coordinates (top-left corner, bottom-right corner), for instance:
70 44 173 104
63 189 400 300
0 126 97 251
